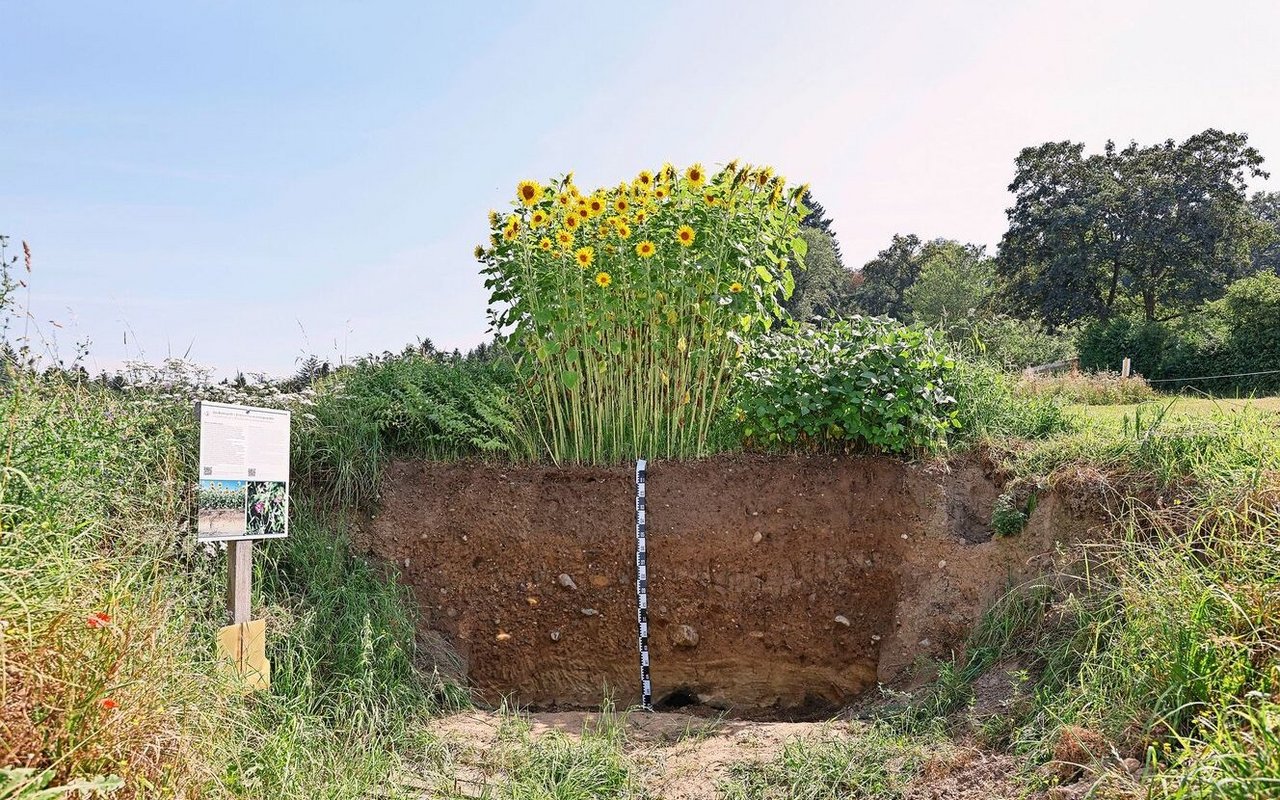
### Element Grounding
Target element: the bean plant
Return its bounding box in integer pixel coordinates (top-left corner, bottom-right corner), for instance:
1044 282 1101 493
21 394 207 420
477 162 809 463
733 316 959 453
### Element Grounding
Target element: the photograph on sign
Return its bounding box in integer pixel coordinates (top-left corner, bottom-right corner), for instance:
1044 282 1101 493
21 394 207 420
196 401 291 542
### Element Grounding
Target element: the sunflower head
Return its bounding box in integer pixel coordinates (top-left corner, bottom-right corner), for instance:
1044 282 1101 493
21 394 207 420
556 192 572 207
538 237 553 251
704 192 720 207
636 170 653 187
755 166 774 188
587 196 606 217
577 205 591 220
616 222 631 239
556 230 574 247
654 186 669 200
634 210 648 224
564 212 581 230
517 180 544 207
614 196 629 214
729 281 743 293
488 210 500 226
636 240 656 258
502 218 520 241
685 163 706 187
575 246 595 268
530 210 549 228
595 271 612 288
676 225 695 247
473 244 486 260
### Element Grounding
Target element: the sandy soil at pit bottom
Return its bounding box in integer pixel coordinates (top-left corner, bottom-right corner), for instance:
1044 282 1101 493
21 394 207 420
392 709 1044 800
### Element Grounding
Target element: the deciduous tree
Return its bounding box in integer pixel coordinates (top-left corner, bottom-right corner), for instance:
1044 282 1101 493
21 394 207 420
998 130 1269 325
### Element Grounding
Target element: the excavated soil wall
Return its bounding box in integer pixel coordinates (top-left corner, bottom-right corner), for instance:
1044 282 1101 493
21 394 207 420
365 455 1091 718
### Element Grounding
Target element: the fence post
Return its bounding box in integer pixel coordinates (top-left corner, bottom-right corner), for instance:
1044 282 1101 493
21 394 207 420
1121 357 1131 379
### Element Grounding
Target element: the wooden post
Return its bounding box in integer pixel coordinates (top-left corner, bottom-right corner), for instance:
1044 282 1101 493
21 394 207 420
226 540 252 624
1121 357 1132 379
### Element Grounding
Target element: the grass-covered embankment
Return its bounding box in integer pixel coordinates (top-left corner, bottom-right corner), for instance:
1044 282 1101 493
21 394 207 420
0 370 447 797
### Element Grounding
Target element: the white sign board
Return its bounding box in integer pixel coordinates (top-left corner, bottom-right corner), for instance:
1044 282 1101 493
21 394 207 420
196 401 291 542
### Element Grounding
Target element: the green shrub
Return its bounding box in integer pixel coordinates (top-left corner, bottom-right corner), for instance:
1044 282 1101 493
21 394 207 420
1078 273 1280 395
733 317 958 453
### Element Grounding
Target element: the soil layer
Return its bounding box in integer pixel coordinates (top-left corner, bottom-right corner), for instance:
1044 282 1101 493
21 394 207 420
365 454 1090 718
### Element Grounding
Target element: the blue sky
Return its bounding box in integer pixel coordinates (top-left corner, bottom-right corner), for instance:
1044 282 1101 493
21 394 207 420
4 0 1279 377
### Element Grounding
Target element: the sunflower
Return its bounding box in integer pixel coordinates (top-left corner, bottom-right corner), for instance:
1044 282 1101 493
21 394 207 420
634 209 648 224
530 209 549 228
564 212 581 230
704 192 720 207
502 218 520 241
676 225 695 247
473 244 486 260
729 281 743 293
556 230 574 247
576 205 591 220
575 246 595 268
685 163 706 187
595 271 612 288
614 196 630 214
754 166 774 187
587 196 606 217
616 222 631 239
538 237 553 251
555 192 572 207
488 210 500 226
635 240 656 258
654 185 669 200
517 180 543 206
635 169 653 188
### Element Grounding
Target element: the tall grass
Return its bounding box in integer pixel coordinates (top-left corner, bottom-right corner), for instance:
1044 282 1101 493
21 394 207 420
897 404 1280 797
0 369 448 797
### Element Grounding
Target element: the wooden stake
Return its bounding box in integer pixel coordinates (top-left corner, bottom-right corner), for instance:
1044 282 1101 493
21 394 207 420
226 540 252 624
1121 357 1132 379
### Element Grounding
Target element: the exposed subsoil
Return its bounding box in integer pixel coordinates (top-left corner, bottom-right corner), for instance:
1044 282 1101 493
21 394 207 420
363 454 1094 719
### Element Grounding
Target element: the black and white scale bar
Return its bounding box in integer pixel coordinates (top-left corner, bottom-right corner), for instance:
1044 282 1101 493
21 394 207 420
635 458 652 710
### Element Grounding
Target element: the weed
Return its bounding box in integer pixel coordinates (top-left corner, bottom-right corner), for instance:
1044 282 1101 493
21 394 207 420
719 723 934 800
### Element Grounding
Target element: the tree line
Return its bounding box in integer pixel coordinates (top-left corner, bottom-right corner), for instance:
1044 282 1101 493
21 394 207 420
787 129 1280 388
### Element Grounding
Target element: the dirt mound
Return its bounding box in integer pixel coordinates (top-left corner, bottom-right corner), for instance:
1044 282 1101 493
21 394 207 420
364 454 1091 717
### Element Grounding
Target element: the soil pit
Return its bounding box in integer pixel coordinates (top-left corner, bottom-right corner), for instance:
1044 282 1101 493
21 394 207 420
365 454 1089 719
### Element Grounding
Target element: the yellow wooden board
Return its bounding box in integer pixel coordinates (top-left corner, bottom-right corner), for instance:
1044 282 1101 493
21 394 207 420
216 619 271 691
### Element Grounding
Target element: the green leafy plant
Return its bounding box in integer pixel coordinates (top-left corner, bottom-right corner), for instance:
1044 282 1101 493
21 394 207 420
991 490 1037 536
732 316 958 453
477 162 810 463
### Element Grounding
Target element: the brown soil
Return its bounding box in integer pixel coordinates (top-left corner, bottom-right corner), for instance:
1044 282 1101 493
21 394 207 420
364 454 1094 718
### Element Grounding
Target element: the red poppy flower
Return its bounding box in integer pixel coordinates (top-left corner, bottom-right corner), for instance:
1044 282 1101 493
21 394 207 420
86 612 111 629
100 698 118 710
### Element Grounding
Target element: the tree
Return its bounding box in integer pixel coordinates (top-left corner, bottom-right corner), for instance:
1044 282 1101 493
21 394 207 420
798 189 843 264
784 227 854 321
904 240 996 328
853 234 924 319
1249 191 1280 274
998 129 1270 326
